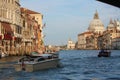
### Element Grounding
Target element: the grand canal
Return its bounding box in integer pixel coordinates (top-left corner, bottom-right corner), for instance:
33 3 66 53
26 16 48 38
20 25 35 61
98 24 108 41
0 50 120 80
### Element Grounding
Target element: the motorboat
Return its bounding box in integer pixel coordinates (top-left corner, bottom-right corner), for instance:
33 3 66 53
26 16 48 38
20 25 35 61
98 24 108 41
98 49 111 57
0 52 8 58
14 52 60 72
0 48 7 58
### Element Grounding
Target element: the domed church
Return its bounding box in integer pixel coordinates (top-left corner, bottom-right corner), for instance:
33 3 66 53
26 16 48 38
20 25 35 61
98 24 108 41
88 11 105 34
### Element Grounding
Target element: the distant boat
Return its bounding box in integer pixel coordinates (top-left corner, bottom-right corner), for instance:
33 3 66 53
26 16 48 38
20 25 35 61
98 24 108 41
0 47 7 58
14 52 60 72
97 35 111 57
98 49 111 57
0 52 8 58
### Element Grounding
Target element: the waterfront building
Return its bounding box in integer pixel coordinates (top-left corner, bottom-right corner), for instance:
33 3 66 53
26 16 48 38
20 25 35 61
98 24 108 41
94 19 120 50
112 37 120 49
96 19 120 50
78 32 93 49
78 11 105 49
20 8 44 54
0 0 44 55
0 0 22 55
87 11 105 49
20 8 34 54
28 10 45 53
77 11 120 50
98 31 112 49
67 38 75 50
107 19 119 38
102 19 116 49
86 32 99 49
109 20 120 49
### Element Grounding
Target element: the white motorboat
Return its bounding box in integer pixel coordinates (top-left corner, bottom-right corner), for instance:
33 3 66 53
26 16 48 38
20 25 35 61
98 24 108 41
0 52 8 58
14 52 60 72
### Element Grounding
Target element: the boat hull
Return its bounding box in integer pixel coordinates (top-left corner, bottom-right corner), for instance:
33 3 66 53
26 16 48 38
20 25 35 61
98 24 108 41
14 58 60 72
98 52 111 57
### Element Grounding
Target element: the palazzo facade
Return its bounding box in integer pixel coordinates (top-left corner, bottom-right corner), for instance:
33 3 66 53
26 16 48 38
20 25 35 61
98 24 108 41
0 0 44 55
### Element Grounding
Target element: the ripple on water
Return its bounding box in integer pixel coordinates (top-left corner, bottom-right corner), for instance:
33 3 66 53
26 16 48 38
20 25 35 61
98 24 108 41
105 77 120 80
83 70 99 75
0 50 120 80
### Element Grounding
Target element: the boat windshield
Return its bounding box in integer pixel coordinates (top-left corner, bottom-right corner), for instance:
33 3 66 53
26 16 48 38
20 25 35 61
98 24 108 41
30 52 41 56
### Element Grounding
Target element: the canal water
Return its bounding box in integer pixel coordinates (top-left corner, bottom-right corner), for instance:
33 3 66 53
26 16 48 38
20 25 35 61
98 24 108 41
0 50 120 80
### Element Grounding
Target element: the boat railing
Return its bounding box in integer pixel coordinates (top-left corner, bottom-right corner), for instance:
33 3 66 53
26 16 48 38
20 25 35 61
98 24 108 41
17 52 59 64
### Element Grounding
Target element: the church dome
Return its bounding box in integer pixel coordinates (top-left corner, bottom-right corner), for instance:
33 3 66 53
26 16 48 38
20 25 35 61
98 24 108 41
88 11 105 34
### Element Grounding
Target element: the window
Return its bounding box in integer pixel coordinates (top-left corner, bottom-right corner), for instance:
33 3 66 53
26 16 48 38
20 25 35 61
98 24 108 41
1 26 5 34
23 20 25 27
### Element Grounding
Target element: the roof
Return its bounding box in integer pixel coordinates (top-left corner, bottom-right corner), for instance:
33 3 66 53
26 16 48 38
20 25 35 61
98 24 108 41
97 0 120 8
21 7 41 14
78 31 93 36
113 37 120 40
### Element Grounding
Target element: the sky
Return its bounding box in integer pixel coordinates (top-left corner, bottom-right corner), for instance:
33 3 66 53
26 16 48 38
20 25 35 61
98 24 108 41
20 0 120 46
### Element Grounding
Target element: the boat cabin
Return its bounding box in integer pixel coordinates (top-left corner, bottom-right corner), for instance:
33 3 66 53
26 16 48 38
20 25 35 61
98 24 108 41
98 49 111 57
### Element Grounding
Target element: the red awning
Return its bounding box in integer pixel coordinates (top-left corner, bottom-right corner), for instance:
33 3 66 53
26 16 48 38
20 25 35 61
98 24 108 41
4 34 12 40
0 35 2 40
1 22 13 33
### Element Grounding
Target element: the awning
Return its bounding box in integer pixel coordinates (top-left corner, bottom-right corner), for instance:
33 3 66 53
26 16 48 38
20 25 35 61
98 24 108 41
1 22 13 33
0 35 2 40
4 34 13 40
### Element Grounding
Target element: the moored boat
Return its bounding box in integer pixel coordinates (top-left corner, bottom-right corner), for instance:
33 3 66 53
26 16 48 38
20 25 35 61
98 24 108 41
0 51 8 58
14 52 60 72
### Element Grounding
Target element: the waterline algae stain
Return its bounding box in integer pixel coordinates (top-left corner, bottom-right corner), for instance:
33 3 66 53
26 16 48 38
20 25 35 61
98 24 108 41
0 50 120 80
